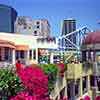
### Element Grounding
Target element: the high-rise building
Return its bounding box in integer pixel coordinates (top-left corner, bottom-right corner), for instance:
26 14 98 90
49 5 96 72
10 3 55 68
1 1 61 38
15 16 51 37
0 4 17 33
61 18 76 48
62 18 76 35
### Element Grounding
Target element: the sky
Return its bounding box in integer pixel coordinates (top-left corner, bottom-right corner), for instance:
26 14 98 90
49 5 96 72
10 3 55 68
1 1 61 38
0 0 100 37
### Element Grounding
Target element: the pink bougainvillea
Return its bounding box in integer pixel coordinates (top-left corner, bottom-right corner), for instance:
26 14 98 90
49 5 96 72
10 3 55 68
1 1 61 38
10 92 54 100
80 99 84 100
57 63 65 70
18 66 48 98
84 96 91 100
95 96 100 100
57 63 65 77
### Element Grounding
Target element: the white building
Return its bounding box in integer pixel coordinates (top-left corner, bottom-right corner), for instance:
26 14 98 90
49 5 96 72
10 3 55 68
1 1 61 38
14 16 51 37
0 32 58 65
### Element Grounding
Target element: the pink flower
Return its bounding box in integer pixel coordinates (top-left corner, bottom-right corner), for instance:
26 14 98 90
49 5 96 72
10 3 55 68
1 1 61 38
18 66 48 97
84 96 91 100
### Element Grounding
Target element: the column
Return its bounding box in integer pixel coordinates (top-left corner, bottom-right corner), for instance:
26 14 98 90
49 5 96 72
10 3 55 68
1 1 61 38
31 50 34 62
26 50 29 65
50 53 54 63
87 76 90 95
12 49 15 65
35 48 38 64
64 86 67 98
79 77 83 97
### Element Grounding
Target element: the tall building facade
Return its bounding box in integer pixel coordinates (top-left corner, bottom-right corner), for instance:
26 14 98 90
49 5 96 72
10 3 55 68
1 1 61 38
61 18 76 49
62 18 76 35
15 16 51 37
0 4 17 33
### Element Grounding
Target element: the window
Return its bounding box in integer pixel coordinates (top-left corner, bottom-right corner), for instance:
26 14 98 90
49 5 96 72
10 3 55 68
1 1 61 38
5 47 9 61
16 51 19 60
29 27 31 29
36 21 40 24
75 79 80 96
29 50 32 60
24 26 27 29
34 30 37 36
33 50 36 59
20 51 25 59
67 82 71 99
82 77 87 94
90 75 95 87
37 25 40 28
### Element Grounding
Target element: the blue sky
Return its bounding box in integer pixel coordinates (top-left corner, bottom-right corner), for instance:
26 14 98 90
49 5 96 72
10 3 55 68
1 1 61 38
0 0 100 36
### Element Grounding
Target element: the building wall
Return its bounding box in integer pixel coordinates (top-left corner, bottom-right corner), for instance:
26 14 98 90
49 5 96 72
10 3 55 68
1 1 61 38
0 4 17 33
0 32 57 64
15 17 51 37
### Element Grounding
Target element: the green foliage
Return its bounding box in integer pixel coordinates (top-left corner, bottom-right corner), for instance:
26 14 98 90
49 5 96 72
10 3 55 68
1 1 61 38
40 63 58 92
40 63 58 76
0 69 25 99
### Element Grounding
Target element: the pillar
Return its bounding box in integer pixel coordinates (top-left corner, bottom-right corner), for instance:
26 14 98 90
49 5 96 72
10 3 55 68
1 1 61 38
31 50 34 61
50 53 54 63
79 77 83 97
82 51 86 62
36 48 38 64
87 75 90 95
12 49 15 65
26 50 29 65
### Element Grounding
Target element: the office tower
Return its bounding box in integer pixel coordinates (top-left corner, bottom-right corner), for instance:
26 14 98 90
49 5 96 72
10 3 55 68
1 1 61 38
62 18 76 35
0 4 17 33
61 18 76 48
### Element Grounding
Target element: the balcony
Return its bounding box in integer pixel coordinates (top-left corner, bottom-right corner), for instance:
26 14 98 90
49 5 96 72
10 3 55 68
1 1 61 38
66 63 82 79
66 62 93 79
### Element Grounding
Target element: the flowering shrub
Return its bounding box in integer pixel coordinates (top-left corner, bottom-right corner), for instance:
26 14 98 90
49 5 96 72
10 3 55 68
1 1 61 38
95 96 100 100
57 63 65 77
10 92 55 100
18 66 48 98
0 69 25 100
10 92 68 100
84 96 91 100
